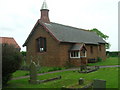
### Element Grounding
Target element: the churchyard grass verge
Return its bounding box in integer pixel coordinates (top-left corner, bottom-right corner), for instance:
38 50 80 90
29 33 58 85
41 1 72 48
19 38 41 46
5 67 119 88
13 57 119 78
13 67 66 78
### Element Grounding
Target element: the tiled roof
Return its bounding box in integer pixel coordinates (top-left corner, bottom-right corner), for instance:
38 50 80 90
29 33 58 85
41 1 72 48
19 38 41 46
23 20 106 46
0 37 20 49
42 21 106 44
70 43 86 51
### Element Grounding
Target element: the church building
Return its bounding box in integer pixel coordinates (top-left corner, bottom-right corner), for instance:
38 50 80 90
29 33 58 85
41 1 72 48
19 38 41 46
23 1 106 66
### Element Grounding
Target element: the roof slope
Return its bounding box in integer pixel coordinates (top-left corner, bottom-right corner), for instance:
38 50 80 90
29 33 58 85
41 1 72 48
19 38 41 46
70 43 87 51
23 20 106 46
0 37 20 49
42 21 106 44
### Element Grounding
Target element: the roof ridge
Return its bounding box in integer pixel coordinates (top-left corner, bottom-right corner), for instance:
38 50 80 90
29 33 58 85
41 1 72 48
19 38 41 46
0 37 20 49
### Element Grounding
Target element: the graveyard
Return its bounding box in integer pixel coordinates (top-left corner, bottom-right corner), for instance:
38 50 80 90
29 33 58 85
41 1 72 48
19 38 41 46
5 67 119 88
3 57 119 89
12 57 118 78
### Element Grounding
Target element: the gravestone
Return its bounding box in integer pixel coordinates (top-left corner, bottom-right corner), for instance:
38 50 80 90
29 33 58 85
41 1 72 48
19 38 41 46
93 79 106 89
79 78 84 85
29 62 39 84
80 65 87 71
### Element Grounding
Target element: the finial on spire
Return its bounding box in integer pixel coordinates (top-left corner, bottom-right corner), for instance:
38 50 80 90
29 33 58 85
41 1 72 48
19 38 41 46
40 0 50 23
41 0 48 10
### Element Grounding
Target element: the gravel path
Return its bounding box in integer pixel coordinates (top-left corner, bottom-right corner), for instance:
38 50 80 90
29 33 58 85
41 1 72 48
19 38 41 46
12 65 120 80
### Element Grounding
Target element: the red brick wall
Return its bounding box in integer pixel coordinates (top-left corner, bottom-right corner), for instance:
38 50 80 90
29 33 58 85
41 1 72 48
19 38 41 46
26 24 106 67
26 24 61 66
85 45 98 59
59 43 71 66
98 44 106 60
69 58 81 66
85 44 106 61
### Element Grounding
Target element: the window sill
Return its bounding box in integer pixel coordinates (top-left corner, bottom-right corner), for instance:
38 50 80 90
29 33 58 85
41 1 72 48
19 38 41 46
70 56 86 59
70 57 80 59
80 56 86 58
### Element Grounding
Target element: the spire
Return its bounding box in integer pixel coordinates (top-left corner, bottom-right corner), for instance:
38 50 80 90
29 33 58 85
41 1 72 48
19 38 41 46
40 0 50 23
41 0 48 10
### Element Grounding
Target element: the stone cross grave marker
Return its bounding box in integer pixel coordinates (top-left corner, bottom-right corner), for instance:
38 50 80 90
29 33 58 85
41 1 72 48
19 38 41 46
29 61 39 84
93 79 106 89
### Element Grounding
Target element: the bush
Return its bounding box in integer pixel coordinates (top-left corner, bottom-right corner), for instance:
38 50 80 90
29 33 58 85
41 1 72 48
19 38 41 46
21 51 26 57
106 51 119 57
2 44 22 86
20 51 27 66
97 57 102 62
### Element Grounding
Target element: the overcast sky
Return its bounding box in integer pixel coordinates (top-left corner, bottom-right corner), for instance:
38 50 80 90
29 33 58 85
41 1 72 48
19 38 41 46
0 0 119 51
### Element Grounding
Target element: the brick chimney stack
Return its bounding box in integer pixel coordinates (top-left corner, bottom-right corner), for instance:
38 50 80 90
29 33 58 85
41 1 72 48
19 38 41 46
40 0 50 23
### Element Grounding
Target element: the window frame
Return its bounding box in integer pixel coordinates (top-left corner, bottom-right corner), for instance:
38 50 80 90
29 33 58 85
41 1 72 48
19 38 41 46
70 51 80 58
36 37 46 53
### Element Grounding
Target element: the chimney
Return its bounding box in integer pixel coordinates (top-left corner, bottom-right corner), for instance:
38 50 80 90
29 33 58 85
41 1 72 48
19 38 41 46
40 0 50 23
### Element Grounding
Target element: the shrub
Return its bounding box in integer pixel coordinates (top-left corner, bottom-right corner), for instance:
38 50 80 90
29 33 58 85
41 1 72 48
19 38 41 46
24 73 30 76
106 51 119 57
2 44 22 86
97 57 102 62
20 51 27 66
21 51 26 57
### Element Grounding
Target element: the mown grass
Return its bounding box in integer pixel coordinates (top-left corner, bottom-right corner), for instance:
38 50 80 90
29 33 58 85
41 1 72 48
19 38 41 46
5 67 119 88
88 57 119 66
12 70 29 78
13 57 119 78
13 67 66 78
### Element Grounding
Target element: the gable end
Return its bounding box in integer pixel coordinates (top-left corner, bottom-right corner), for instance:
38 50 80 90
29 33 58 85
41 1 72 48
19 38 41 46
23 20 60 47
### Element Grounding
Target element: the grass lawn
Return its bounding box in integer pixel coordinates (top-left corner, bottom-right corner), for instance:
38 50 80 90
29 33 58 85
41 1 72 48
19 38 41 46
5 67 119 88
12 70 29 78
88 57 119 66
13 67 66 78
13 57 119 78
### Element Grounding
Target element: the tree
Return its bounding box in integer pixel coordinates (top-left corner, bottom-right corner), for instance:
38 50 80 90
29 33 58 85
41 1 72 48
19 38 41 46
21 51 27 65
90 28 110 49
21 51 26 57
2 44 22 86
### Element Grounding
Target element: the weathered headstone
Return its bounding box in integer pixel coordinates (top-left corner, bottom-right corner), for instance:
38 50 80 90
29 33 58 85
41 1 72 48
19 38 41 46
29 62 39 84
93 79 106 89
80 65 87 71
79 78 84 85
